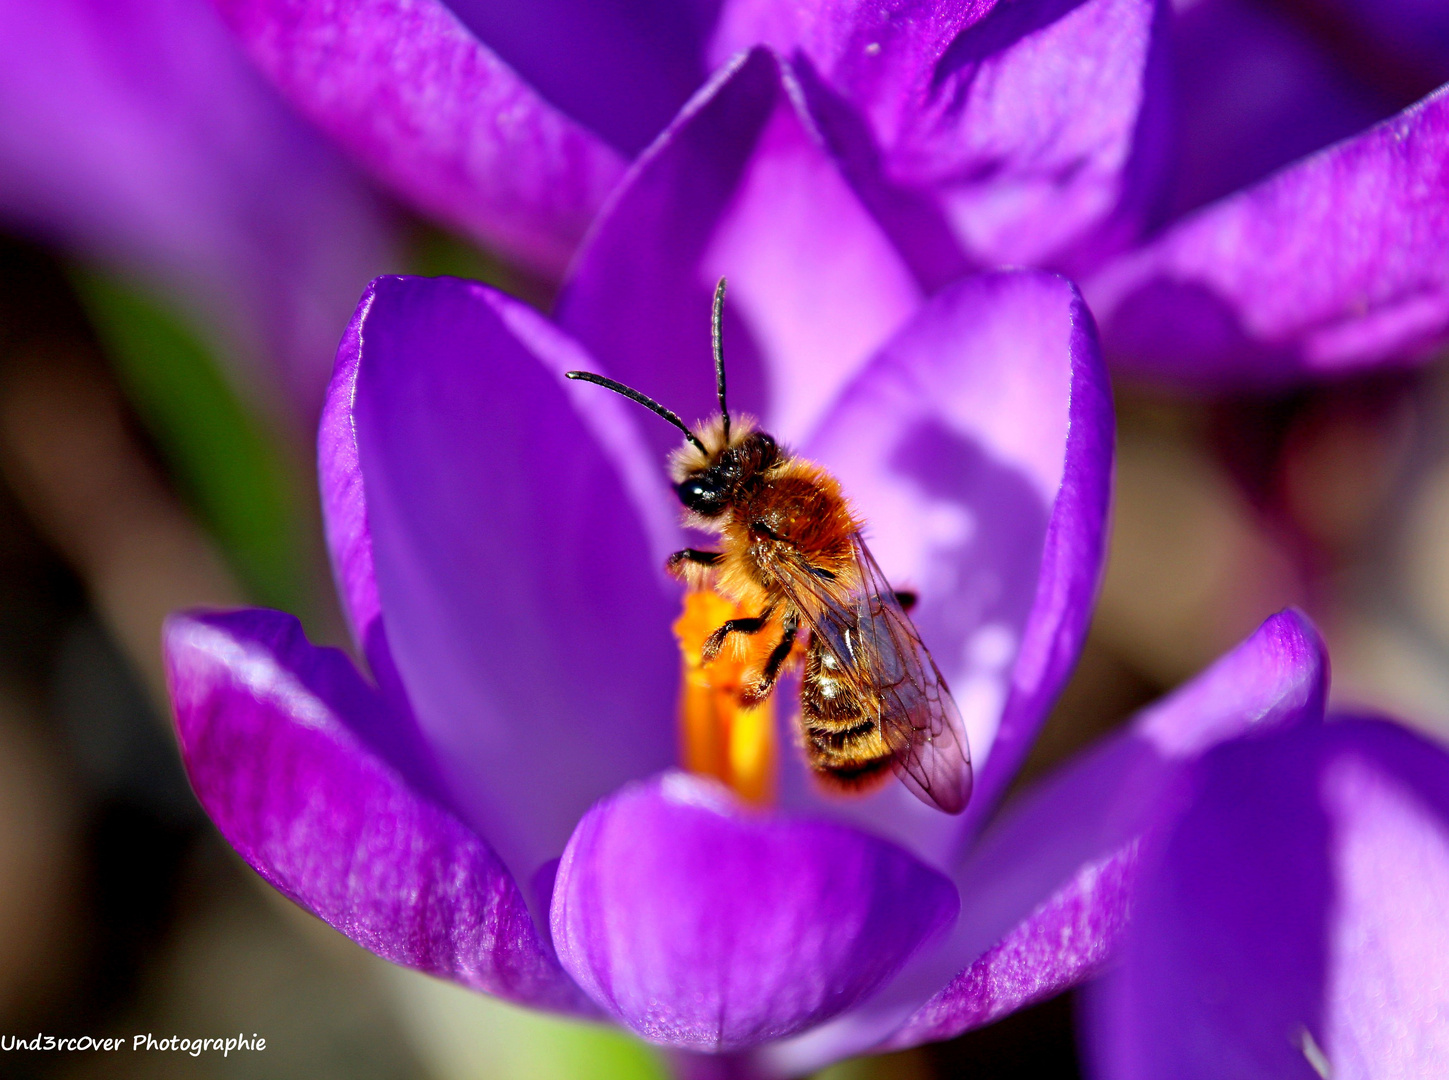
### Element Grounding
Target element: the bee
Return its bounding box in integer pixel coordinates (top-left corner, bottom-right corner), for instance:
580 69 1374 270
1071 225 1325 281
566 279 972 814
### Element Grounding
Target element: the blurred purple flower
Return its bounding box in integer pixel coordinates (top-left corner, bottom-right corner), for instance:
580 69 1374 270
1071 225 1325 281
713 0 1449 386
214 0 1449 390
1086 714 1449 1078
0 0 397 419
1085 82 1449 388
1082 0 1449 387
160 50 1347 1067
210 0 1166 284
3 0 1445 406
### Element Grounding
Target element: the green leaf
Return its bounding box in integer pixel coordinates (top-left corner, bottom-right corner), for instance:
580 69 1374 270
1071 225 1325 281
391 973 670 1080
71 269 307 611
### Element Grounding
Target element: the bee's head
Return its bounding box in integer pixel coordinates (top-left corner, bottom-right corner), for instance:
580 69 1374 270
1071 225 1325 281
567 277 768 520
670 420 778 518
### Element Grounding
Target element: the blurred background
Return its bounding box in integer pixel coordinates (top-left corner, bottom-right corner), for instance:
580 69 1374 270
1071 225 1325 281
0 0 1446 1077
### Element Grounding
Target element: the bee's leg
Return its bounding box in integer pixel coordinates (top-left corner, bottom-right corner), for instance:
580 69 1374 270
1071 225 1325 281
667 548 723 588
700 605 775 664
893 590 918 613
738 612 799 707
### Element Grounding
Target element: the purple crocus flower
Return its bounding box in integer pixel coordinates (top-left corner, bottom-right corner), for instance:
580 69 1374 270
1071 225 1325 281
1086 714 1449 1078
160 42 1351 1068
213 0 1449 391
1079 0 1449 387
713 0 1449 387
1084 78 1449 388
210 0 1165 286
4 0 1442 405
0 0 396 417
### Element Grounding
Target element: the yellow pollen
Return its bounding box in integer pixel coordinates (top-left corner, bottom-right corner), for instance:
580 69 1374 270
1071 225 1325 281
672 589 778 805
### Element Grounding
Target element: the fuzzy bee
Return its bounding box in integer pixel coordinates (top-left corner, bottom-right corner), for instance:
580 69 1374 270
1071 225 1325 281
567 279 972 814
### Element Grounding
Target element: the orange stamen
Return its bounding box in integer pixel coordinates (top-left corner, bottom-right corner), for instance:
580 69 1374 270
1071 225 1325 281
672 589 778 805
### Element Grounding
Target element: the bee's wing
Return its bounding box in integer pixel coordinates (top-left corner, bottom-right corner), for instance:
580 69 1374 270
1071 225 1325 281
773 533 973 814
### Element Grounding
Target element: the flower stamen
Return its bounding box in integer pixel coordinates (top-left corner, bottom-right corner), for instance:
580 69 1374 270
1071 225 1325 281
672 590 779 805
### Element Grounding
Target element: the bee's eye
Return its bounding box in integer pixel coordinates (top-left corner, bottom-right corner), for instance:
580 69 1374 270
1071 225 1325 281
677 475 727 515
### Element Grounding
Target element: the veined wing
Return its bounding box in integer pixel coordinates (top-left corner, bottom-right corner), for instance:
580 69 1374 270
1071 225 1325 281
772 532 972 814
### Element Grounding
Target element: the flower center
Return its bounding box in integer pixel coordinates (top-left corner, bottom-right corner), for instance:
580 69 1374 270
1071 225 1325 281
672 590 778 805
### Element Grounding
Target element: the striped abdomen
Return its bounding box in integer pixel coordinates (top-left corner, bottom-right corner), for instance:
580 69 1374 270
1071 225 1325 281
799 637 893 788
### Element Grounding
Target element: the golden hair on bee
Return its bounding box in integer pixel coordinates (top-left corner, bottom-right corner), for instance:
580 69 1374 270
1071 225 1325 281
667 412 757 481
565 278 972 814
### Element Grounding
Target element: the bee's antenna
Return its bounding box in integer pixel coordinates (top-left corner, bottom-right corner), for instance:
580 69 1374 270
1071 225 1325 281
712 277 730 445
565 370 708 455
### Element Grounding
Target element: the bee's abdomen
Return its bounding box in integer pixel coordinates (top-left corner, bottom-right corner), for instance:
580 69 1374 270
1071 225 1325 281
800 640 892 787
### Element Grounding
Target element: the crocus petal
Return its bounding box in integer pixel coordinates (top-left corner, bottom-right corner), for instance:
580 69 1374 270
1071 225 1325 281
1318 0 1449 88
348 275 680 881
550 771 958 1052
1088 718 1449 1079
1088 83 1449 387
557 47 924 453
164 608 589 1014
767 610 1327 1071
319 294 385 666
320 274 679 691
442 0 709 156
0 0 394 416
903 610 1327 1035
1164 0 1389 219
317 290 460 806
796 270 1111 857
213 0 625 280
708 0 971 136
882 842 1139 1049
711 0 1169 276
